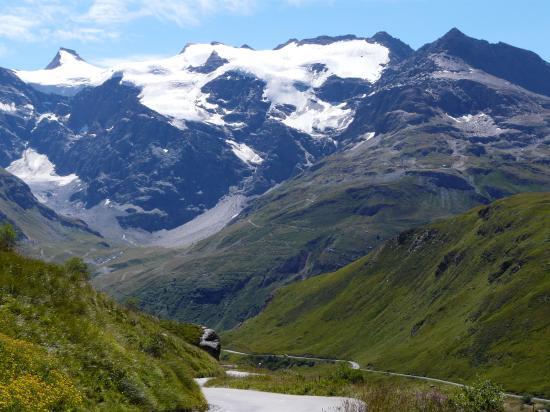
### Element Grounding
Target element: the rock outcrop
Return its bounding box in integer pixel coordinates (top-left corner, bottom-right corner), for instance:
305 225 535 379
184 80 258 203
199 327 221 360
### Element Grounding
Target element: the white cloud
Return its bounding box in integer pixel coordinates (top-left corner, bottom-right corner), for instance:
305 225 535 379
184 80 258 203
0 1 113 43
0 0 320 44
0 14 38 41
51 28 118 42
82 0 143 25
81 0 260 27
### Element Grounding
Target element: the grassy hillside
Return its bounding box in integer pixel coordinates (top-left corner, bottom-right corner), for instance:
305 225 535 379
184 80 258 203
96 121 550 330
226 193 550 397
0 246 221 411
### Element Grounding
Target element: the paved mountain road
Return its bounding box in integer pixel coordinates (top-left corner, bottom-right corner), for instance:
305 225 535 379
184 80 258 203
222 349 550 404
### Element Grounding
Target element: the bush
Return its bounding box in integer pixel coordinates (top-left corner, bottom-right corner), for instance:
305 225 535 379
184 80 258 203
450 379 504 412
64 257 90 281
0 223 16 251
329 364 364 384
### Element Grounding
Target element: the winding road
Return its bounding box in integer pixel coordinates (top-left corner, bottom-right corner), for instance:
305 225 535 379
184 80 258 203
196 375 357 412
222 349 550 404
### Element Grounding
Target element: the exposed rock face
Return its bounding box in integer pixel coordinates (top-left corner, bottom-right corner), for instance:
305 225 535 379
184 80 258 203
93 29 550 330
4 35 404 238
199 327 221 360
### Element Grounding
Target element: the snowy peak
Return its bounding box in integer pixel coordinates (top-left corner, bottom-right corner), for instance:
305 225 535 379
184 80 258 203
274 33 413 62
45 48 85 70
190 51 229 74
15 36 391 135
274 35 358 50
16 49 106 96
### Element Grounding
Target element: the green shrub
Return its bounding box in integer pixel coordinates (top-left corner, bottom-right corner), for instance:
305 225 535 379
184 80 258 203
64 257 90 280
450 379 504 412
329 364 364 384
0 223 16 251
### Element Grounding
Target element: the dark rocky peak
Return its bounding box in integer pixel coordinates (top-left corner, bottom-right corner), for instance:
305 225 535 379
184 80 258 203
190 51 229 74
420 27 476 55
179 43 195 54
274 38 298 50
419 28 550 96
45 48 84 70
240 44 254 50
369 31 414 62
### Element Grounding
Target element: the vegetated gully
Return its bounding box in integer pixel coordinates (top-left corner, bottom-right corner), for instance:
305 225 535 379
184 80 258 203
222 350 550 404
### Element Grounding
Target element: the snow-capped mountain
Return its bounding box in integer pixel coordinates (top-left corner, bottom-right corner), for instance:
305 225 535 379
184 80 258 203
1 33 411 243
17 48 105 96
17 37 390 136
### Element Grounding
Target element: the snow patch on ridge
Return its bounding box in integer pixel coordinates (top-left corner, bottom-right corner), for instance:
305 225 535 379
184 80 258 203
7 148 78 187
348 132 376 151
226 140 264 165
0 102 17 113
446 112 503 136
37 112 60 123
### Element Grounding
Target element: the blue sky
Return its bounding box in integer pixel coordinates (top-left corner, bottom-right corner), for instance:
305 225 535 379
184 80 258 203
1 0 549 70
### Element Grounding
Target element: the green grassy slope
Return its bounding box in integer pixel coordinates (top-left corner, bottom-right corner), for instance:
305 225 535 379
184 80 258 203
96 123 550 330
226 193 550 397
0 249 221 411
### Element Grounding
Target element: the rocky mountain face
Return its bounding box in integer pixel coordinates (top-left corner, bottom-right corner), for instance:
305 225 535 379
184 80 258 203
93 29 550 329
0 168 108 262
2 34 408 243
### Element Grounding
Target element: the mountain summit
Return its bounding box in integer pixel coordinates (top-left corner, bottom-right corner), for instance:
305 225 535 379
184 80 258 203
420 28 550 96
45 47 85 70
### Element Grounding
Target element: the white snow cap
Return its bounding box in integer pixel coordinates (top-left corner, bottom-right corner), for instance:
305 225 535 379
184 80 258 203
17 49 107 89
16 39 390 136
6 148 78 186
